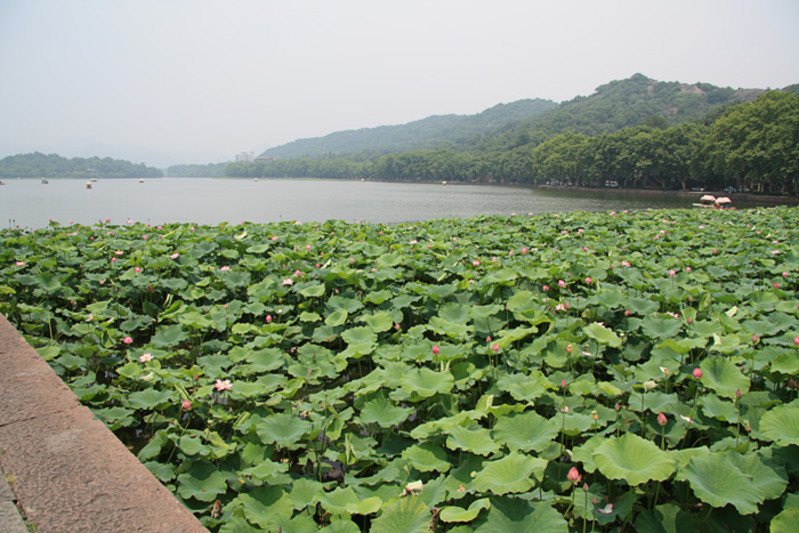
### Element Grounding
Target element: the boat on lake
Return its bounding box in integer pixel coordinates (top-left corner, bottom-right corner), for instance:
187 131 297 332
41 178 49 184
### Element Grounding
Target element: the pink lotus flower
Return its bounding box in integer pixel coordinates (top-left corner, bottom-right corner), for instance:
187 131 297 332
134 267 142 273
685 267 692 273
542 285 550 292
585 277 592 284
492 343 500 353
794 336 799 346
122 336 133 345
181 400 192 411
110 257 117 262
282 278 293 286
220 266 231 271
621 260 631 268
432 345 440 355
692 368 703 379
668 269 676 277
567 466 581 485
170 252 179 259
266 315 272 323
521 247 528 254
752 335 759 343
15 261 26 267
558 279 566 288
657 412 667 426
138 353 152 363
215 379 232 391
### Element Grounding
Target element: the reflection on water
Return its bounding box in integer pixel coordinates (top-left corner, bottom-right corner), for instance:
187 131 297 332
0 177 776 229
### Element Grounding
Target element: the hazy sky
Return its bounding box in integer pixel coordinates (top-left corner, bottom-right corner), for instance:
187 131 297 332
1 0 797 166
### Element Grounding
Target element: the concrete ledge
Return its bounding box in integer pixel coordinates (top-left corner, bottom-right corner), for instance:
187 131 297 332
0 315 207 533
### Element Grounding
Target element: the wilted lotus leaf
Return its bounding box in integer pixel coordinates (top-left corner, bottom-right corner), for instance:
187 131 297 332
593 433 675 486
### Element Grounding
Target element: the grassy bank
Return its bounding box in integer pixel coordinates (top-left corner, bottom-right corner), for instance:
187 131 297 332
1 207 798 532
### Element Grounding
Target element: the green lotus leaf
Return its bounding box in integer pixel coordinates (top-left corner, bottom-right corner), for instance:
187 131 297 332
255 412 312 447
298 282 325 297
325 307 349 327
345 496 383 515
771 509 799 533
439 498 491 523
676 452 765 515
699 357 750 399
239 459 290 483
220 270 251 289
176 462 228 502
241 347 285 373
150 324 189 347
93 406 135 430
640 316 682 339
473 498 567 533
236 486 294 528
143 461 175 483
359 395 413 428
759 405 799 446
472 452 547 495
496 370 551 402
593 433 676 485
771 351 799 375
247 277 275 299
363 311 395 332
126 388 176 410
728 452 788 502
363 289 393 305
402 442 452 472
439 302 471 323
288 478 324 510
584 322 622 347
445 425 501 456
299 311 321 322
319 520 361 533
341 325 377 347
371 496 430 533
400 367 454 399
428 316 471 338
627 297 659 316
634 503 698 533
493 411 558 452
178 435 208 456
161 277 189 291
699 394 739 422
318 486 361 516
377 252 402 267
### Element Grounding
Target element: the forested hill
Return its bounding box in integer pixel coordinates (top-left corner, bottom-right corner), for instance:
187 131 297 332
477 73 767 150
260 98 558 159
0 152 163 178
260 74 768 159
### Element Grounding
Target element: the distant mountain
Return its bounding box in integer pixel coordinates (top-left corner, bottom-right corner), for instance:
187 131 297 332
260 99 558 159
476 73 768 150
260 74 774 159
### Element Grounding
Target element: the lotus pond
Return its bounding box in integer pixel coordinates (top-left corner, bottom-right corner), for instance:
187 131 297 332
1 207 798 532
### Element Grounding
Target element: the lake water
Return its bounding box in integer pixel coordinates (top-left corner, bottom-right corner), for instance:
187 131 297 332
0 177 753 229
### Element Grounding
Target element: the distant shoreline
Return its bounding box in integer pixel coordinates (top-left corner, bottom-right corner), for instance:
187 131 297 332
532 184 799 205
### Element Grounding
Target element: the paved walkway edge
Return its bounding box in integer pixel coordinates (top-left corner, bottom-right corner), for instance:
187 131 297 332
0 314 208 533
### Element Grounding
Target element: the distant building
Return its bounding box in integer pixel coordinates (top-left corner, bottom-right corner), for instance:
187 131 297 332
235 152 254 162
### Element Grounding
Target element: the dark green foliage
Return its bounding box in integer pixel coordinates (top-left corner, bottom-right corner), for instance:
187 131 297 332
0 152 163 178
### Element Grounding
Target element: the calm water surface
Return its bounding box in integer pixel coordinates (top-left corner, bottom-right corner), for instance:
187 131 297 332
0 177 719 229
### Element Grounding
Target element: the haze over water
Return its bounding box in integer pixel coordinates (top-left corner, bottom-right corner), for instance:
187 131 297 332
1 178 702 229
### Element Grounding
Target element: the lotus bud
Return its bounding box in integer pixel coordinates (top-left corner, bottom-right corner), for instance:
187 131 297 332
432 345 440 355
692 368 703 379
657 412 667 426
567 466 582 485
